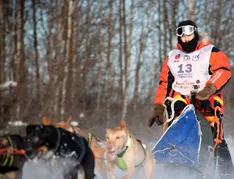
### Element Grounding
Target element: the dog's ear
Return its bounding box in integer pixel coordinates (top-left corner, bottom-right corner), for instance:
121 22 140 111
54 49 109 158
120 120 126 129
106 128 111 133
42 117 52 126
66 115 72 124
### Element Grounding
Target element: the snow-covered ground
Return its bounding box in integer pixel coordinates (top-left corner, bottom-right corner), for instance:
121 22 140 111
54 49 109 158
1 116 234 179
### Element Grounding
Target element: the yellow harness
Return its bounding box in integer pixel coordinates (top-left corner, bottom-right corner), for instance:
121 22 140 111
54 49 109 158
116 134 146 170
1 136 14 167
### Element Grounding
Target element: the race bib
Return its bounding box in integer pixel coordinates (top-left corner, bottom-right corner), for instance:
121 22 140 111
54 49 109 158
167 45 213 96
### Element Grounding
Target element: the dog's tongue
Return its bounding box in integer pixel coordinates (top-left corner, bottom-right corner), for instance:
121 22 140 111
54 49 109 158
107 150 116 160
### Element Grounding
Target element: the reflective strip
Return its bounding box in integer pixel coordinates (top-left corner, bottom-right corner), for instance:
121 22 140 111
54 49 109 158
1 137 14 167
174 95 188 104
8 137 14 167
213 96 224 106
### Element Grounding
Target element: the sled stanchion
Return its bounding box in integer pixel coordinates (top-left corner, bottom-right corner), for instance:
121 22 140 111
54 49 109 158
190 84 198 107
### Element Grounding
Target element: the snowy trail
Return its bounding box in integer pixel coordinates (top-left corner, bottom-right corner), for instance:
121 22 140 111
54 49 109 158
1 117 234 179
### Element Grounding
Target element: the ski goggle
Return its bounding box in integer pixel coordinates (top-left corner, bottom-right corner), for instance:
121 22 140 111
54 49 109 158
176 25 197 37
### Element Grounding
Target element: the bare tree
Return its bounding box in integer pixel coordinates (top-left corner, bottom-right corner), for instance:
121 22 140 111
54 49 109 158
162 0 168 61
16 0 26 120
32 0 40 102
46 0 54 84
0 0 5 123
213 0 222 47
96 0 103 111
6 1 15 82
133 17 150 111
0 1 5 86
157 0 163 67
54 0 64 116
71 0 79 101
106 0 113 120
188 0 195 20
61 0 73 120
0 0 233 128
122 0 134 121
117 0 123 104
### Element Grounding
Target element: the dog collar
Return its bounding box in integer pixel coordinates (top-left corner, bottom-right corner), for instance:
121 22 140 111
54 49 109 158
117 133 132 158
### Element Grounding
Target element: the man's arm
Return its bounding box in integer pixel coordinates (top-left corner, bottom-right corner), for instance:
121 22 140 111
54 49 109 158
207 47 232 93
154 57 172 105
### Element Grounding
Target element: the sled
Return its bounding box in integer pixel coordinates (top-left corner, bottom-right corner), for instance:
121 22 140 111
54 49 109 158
152 104 217 178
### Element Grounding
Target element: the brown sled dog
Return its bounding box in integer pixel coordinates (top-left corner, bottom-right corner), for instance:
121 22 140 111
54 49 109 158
106 121 156 179
42 116 107 179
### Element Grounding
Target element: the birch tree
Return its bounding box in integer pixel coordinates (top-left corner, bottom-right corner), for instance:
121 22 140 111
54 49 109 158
54 0 64 116
122 0 134 120
106 0 113 120
61 0 73 120
32 0 40 101
16 0 25 120
96 0 103 111
188 0 195 20
117 0 123 104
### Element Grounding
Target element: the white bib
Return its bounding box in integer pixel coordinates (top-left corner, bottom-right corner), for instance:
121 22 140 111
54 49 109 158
167 45 213 96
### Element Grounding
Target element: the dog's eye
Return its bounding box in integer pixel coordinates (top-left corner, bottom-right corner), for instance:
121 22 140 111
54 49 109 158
116 137 120 140
106 136 109 140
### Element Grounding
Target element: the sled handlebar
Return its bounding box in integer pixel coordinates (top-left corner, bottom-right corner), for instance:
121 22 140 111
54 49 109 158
190 85 199 106
190 85 223 118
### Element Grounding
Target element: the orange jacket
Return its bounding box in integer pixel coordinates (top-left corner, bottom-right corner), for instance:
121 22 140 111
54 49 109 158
154 37 231 107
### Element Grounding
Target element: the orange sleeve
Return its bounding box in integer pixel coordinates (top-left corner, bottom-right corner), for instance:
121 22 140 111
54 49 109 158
154 57 170 105
207 49 232 91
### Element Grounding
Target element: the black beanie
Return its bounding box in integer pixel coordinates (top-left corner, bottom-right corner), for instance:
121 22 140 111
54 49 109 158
177 20 198 29
177 20 199 53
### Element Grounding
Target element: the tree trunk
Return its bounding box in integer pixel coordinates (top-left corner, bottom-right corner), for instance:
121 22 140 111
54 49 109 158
71 0 79 101
54 0 64 116
117 0 123 105
96 0 103 111
32 0 40 102
157 0 162 67
0 0 5 85
162 0 168 62
150 6 157 103
106 0 113 121
47 0 54 85
61 0 73 120
213 0 222 47
16 0 25 120
188 0 195 20
0 0 5 123
122 0 133 121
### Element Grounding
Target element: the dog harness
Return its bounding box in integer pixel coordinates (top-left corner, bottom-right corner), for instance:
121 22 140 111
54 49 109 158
1 136 14 167
116 133 146 170
54 128 86 163
72 126 93 147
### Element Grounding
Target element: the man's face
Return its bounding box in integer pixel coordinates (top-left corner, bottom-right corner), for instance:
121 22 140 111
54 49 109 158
180 33 195 43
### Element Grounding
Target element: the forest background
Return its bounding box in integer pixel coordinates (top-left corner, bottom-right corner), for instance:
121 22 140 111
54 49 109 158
0 0 234 136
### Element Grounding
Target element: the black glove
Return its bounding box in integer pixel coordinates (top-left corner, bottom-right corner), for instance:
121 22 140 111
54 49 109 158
196 83 216 100
148 103 165 127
